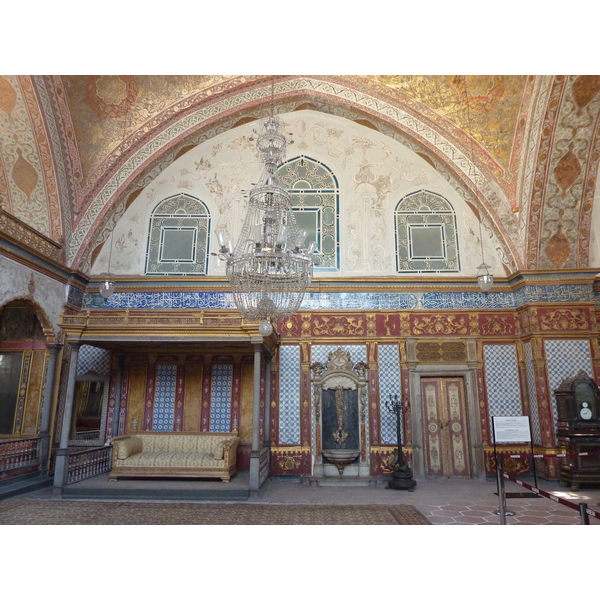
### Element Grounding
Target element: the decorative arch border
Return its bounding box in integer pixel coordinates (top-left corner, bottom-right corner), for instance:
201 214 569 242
0 296 57 344
69 76 521 273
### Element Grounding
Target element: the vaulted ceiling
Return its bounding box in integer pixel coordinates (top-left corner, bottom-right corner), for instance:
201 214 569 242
1 75 599 275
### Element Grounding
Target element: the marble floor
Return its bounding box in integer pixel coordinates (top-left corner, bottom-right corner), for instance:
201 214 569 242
260 477 600 525
14 474 600 525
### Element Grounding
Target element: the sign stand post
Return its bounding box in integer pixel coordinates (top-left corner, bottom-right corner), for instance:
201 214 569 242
492 417 517 521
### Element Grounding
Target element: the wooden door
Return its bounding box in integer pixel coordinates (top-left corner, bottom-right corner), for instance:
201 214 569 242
421 377 471 478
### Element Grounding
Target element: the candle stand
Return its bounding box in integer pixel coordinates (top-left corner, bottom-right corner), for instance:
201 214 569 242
385 394 416 491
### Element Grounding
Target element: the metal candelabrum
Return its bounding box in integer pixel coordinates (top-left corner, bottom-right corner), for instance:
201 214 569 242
384 394 416 491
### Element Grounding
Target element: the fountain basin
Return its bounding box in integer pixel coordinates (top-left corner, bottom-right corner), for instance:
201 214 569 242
322 449 360 475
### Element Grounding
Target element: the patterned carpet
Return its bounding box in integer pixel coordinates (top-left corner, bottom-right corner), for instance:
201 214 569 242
0 498 431 525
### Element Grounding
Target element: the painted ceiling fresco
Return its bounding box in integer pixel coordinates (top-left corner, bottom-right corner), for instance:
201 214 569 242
60 75 526 182
1 75 599 274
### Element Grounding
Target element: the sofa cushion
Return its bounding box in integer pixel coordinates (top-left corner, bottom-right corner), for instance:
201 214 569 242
213 442 224 460
116 436 143 460
119 451 224 468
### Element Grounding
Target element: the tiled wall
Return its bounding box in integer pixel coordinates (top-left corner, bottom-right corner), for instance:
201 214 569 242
484 344 523 438
279 345 301 445
77 344 111 377
152 364 176 431
210 364 232 432
545 339 593 442
377 344 401 444
84 283 595 310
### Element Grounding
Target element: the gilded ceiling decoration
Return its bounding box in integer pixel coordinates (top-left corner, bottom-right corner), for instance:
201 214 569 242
0 75 62 241
368 75 527 174
69 76 525 271
61 75 249 182
1 74 600 274
526 75 600 269
62 75 527 194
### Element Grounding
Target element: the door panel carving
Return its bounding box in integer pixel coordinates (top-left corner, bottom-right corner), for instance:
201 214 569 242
421 377 470 478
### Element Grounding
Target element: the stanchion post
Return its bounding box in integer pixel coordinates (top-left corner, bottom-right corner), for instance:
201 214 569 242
579 503 590 525
528 416 537 489
496 453 507 525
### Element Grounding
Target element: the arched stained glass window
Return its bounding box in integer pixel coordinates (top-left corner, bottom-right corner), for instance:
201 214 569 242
278 156 340 271
145 193 210 275
394 190 460 273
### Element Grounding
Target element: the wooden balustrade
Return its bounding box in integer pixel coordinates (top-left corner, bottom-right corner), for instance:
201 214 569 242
67 446 113 484
0 437 41 472
74 430 101 442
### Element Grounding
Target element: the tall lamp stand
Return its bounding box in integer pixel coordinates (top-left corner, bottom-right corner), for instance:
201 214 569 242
385 394 417 491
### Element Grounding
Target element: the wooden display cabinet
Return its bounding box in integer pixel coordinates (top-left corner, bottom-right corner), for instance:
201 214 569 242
555 370 600 490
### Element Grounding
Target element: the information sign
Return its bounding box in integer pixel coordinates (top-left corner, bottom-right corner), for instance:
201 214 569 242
492 416 532 443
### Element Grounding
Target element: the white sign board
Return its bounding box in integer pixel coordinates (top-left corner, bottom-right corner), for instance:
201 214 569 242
492 416 531 443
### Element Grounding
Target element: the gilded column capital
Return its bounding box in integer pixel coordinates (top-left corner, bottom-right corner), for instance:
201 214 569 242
45 343 63 354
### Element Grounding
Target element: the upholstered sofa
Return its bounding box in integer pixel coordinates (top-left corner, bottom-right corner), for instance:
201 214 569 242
109 431 239 482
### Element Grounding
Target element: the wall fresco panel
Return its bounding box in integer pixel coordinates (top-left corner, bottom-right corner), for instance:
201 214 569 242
125 363 146 434
239 364 254 446
22 350 45 436
183 362 202 432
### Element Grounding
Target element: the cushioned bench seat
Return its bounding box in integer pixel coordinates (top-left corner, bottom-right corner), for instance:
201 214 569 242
109 431 238 482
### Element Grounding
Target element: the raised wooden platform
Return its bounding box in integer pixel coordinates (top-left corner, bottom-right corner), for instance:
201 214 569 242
60 471 251 502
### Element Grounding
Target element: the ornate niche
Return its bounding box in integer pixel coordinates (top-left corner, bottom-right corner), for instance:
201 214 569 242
310 348 369 477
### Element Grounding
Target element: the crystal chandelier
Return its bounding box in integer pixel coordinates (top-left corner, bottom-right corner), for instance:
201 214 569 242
216 111 315 336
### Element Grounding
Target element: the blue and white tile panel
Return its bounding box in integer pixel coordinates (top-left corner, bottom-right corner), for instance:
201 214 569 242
210 364 232 432
523 341 542 445
279 345 302 445
77 344 111 377
378 344 401 444
83 283 594 311
483 344 523 438
152 364 176 431
545 339 593 444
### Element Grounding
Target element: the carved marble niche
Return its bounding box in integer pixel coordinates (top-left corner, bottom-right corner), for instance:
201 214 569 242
311 349 369 477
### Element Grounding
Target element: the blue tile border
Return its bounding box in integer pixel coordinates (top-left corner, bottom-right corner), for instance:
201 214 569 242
83 282 596 311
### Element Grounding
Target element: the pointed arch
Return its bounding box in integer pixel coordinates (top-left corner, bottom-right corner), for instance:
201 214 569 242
70 77 520 273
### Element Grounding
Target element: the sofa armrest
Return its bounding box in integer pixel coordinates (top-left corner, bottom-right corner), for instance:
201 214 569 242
112 436 143 460
223 438 239 467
